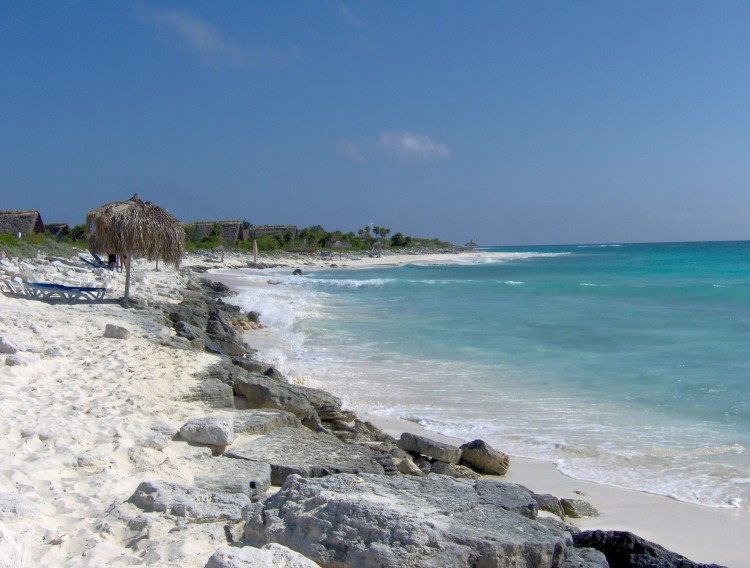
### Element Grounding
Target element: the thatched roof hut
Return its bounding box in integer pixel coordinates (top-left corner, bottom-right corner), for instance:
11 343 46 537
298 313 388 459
87 194 184 303
244 225 298 241
45 223 70 239
0 210 45 236
184 221 242 246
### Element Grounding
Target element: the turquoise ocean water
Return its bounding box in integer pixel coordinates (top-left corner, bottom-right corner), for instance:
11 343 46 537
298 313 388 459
224 241 750 509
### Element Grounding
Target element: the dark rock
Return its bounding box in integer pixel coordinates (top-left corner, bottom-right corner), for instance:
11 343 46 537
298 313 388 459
174 321 224 354
573 530 727 568
459 439 510 475
397 432 462 464
244 473 572 568
225 427 385 486
474 479 540 519
535 493 566 518
561 498 599 519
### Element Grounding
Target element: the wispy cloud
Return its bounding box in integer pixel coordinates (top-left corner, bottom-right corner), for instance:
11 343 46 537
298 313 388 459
336 140 366 163
337 3 364 27
140 8 295 68
378 131 451 161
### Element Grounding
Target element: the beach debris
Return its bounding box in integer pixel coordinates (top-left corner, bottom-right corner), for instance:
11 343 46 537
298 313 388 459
459 438 511 476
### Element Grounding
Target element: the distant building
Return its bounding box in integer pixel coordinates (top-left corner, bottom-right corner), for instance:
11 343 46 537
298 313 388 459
183 221 243 246
464 240 479 248
0 210 45 236
45 223 70 239
243 225 297 242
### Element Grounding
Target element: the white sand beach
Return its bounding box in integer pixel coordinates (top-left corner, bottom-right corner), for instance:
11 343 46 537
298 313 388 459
0 248 747 566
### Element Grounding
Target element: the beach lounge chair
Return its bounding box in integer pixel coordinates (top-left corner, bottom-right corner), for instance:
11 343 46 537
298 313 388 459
79 252 120 271
1 277 25 296
20 281 107 303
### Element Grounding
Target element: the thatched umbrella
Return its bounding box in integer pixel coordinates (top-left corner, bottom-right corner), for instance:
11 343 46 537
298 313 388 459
86 193 184 304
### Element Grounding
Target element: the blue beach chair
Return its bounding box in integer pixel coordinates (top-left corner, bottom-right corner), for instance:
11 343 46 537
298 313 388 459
20 281 107 302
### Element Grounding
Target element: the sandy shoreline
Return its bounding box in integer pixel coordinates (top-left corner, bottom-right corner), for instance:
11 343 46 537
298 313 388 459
0 247 746 566
210 248 748 567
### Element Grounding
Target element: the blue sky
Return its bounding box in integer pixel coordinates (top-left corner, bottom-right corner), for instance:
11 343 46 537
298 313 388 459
2 1 750 245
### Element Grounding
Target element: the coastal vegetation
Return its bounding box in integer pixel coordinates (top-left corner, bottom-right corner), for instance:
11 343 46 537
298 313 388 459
183 223 452 253
0 223 454 260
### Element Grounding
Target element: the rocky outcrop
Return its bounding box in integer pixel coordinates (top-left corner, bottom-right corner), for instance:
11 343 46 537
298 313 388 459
225 427 386 486
243 473 604 568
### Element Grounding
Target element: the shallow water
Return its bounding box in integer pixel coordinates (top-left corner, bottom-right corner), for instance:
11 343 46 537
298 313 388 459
224 241 750 509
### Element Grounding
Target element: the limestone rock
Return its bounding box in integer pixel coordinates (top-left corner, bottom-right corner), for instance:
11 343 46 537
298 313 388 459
244 473 571 568
459 439 511 475
232 409 302 435
561 498 599 519
225 427 385 486
205 544 322 568
128 480 250 523
430 461 482 480
180 417 235 447
397 432 462 464
233 373 321 430
184 380 235 409
534 493 566 518
193 456 271 498
293 385 356 422
103 323 129 339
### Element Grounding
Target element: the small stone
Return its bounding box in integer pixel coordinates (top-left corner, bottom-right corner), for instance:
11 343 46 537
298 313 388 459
103 324 129 339
0 337 18 354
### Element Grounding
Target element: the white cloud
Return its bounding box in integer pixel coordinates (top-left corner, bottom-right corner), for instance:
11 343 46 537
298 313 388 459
141 8 295 68
378 131 451 161
336 140 366 163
